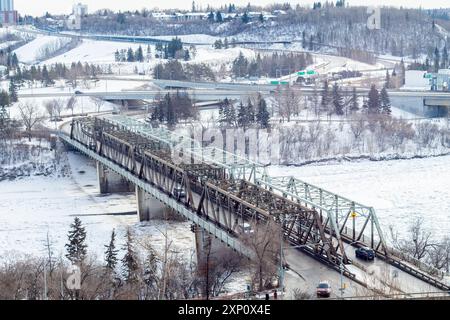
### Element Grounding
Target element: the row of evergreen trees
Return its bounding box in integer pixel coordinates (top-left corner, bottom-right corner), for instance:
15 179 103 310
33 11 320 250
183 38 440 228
9 62 107 88
232 52 313 78
320 80 391 116
114 46 146 63
65 217 143 286
150 92 197 126
218 95 270 129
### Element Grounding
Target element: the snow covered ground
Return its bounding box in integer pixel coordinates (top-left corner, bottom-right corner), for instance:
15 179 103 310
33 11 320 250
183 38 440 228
43 39 145 65
269 155 450 240
14 35 72 64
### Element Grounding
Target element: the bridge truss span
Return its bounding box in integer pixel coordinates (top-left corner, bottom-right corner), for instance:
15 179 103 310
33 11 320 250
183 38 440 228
63 115 450 291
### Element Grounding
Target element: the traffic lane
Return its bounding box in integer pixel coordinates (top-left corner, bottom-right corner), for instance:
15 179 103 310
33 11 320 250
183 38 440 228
283 247 366 299
342 243 439 294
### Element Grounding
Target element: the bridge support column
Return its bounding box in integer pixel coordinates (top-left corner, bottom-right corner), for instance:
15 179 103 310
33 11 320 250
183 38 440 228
195 227 226 271
136 186 166 221
97 162 134 194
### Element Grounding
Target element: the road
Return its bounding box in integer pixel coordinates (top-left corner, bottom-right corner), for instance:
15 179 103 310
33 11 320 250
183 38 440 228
18 87 450 100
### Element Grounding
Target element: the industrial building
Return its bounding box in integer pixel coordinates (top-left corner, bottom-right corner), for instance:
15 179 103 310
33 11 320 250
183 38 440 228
0 0 18 25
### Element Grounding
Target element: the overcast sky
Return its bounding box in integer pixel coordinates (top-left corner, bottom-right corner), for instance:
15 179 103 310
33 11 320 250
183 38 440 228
14 0 450 16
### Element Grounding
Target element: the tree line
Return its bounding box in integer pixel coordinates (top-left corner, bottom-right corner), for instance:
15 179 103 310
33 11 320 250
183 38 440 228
232 52 313 78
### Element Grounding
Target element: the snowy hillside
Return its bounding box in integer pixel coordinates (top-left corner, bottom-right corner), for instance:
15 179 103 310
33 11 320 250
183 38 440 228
14 35 73 64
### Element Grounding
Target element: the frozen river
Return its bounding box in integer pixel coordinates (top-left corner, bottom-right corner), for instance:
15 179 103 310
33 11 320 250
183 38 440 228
269 155 450 241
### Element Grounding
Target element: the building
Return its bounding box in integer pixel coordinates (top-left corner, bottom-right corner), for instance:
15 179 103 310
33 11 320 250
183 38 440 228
72 3 88 16
0 0 18 25
66 3 87 30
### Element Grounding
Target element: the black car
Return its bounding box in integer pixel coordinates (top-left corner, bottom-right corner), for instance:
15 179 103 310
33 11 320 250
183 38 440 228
355 247 375 261
173 187 186 199
74 90 83 95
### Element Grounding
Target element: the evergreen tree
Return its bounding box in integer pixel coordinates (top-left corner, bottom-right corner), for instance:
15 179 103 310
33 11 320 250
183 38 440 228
232 51 249 78
166 94 176 126
367 84 381 114
320 80 330 113
302 31 307 49
442 46 448 69
184 49 190 61
332 82 344 115
0 90 10 108
349 87 359 113
385 69 391 89
216 11 223 23
135 46 144 62
237 101 247 128
42 65 53 87
380 86 392 115
8 79 18 103
143 246 159 290
259 13 264 23
224 38 229 49
434 46 440 72
127 48 135 62
121 228 139 284
65 217 87 265
208 11 215 22
214 39 223 49
241 12 250 24
400 59 406 85
114 50 120 62
104 229 118 271
246 99 255 124
256 95 270 128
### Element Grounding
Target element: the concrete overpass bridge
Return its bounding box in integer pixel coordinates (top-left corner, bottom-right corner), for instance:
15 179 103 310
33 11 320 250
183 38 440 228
58 115 450 297
19 83 450 118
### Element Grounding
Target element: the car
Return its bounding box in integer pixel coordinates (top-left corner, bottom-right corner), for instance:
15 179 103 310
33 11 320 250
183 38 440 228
355 247 375 261
316 281 332 298
173 187 186 199
239 222 254 234
74 90 83 95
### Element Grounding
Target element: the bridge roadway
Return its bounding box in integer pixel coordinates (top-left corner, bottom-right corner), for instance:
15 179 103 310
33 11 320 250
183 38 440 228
59 115 449 297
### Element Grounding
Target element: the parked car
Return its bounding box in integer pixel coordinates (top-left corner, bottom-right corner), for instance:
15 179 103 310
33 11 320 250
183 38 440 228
316 281 332 298
355 247 375 261
74 90 83 95
173 187 186 199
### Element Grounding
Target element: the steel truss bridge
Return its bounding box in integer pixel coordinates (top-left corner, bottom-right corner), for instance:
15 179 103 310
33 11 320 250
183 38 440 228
59 115 449 291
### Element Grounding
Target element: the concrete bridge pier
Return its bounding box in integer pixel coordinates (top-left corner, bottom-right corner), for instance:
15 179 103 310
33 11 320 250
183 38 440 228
97 162 134 194
195 227 227 271
136 186 167 221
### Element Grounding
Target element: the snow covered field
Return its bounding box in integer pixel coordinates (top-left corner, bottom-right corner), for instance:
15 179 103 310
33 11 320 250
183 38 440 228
269 155 450 240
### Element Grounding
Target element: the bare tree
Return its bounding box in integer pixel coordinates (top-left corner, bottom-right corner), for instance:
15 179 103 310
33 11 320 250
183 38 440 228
243 220 281 292
18 101 43 141
66 97 77 116
92 98 104 113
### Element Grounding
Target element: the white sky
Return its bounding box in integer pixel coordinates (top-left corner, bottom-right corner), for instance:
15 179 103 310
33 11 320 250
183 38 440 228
15 1 450 17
